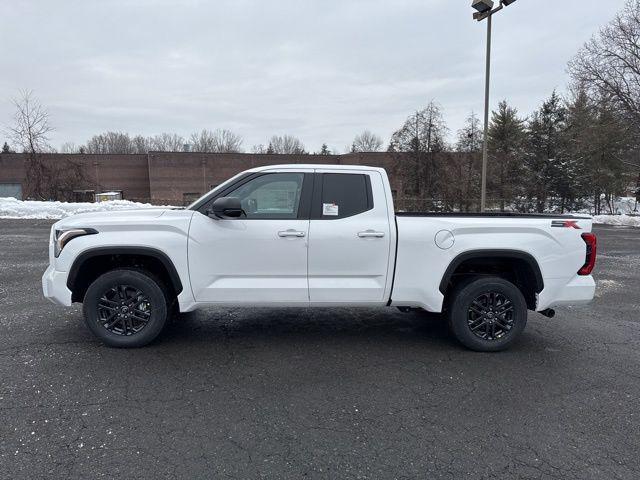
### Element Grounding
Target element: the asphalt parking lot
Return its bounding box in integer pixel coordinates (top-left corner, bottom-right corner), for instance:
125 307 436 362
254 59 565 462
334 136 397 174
0 220 638 479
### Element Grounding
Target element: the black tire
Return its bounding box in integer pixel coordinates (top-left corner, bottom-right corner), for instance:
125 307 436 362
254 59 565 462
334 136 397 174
447 276 527 352
83 269 169 348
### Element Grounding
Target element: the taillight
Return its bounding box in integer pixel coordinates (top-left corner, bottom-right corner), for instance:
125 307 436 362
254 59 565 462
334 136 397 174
578 232 597 275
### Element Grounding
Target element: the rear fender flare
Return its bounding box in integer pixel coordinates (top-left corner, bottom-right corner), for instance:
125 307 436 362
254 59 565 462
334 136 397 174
438 249 544 294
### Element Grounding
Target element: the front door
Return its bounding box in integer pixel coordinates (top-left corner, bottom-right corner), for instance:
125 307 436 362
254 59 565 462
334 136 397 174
188 170 312 305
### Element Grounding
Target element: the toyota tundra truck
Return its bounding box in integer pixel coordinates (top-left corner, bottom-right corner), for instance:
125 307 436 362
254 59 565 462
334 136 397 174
42 165 597 351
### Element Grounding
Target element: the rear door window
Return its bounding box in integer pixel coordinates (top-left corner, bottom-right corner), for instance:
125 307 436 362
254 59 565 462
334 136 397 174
314 173 373 219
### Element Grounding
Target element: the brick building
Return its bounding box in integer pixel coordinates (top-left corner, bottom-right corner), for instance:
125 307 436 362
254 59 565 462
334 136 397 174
0 153 151 202
0 152 410 206
0 151 475 208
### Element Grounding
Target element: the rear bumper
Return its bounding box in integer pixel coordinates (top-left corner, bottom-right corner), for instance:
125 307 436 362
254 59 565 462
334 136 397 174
42 265 73 306
536 275 596 311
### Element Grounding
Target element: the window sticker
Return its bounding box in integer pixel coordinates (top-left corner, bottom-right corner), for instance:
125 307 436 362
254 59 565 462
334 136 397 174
322 203 339 216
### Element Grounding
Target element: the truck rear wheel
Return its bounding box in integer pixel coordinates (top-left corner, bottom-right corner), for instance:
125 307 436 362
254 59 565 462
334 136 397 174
82 269 169 348
447 276 527 352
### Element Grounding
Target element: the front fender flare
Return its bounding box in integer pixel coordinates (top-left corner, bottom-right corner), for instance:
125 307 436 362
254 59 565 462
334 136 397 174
66 246 183 295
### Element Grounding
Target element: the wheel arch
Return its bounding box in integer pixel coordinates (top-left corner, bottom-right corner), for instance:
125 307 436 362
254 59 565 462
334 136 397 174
67 247 183 303
439 249 544 310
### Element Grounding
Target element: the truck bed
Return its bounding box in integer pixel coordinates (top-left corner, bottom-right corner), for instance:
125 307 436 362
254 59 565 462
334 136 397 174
396 212 591 219
390 213 594 312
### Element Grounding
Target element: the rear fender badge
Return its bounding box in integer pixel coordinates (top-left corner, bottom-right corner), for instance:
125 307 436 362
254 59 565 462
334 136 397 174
551 220 581 229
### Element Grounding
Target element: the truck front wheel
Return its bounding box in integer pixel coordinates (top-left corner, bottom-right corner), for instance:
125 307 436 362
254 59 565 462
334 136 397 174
83 269 169 347
447 276 528 352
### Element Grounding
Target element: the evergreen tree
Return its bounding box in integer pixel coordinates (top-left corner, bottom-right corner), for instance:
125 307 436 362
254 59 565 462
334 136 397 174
589 98 634 213
454 112 482 211
524 91 567 212
487 101 526 211
562 89 596 212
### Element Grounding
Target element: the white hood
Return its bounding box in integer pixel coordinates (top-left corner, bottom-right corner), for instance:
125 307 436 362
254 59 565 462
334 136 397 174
54 208 179 230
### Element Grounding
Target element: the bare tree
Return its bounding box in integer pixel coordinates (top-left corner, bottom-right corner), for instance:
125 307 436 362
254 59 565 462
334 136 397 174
81 130 240 154
267 135 306 154
388 101 449 208
60 142 82 153
148 133 185 152
131 135 149 154
85 132 135 154
81 131 188 153
7 90 85 199
7 90 54 198
189 130 215 152
568 0 640 129
251 144 268 154
351 130 383 152
189 129 243 153
388 102 448 154
8 90 53 154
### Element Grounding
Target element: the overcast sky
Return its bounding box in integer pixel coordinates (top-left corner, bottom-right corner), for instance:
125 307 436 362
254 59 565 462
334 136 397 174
0 0 628 153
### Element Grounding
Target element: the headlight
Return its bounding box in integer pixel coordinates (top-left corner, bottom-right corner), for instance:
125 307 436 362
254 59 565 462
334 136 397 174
54 228 98 257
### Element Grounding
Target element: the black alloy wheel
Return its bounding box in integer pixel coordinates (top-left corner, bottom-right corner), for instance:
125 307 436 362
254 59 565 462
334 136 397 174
97 284 152 336
447 276 527 352
466 291 514 341
83 269 169 348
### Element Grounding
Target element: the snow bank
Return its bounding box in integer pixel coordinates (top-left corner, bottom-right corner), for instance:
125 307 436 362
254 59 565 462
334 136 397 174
611 197 638 215
0 197 178 220
1 196 638 227
592 214 640 228
572 196 640 227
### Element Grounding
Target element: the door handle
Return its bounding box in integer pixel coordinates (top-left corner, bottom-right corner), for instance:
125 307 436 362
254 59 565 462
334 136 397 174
278 229 306 238
357 230 385 238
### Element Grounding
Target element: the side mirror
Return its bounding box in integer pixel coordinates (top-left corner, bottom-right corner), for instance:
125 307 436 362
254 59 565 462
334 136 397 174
209 197 244 219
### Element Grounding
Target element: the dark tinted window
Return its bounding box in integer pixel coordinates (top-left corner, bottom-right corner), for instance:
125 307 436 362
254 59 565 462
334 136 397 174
320 173 371 219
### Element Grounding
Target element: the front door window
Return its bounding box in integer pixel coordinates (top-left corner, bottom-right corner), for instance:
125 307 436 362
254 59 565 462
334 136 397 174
228 173 304 219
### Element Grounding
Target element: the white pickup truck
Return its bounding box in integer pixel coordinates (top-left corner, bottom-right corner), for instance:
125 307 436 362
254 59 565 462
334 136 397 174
42 164 597 351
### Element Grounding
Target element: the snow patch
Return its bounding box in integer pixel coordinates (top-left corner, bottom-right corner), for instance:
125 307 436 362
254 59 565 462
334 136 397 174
595 279 623 297
0 197 178 220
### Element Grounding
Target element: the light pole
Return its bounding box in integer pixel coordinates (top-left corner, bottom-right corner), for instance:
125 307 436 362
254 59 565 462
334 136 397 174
472 0 517 212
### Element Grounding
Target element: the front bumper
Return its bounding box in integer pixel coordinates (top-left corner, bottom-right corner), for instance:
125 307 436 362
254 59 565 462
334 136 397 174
42 265 73 306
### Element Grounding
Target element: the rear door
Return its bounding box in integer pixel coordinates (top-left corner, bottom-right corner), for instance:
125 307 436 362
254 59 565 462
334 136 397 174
308 170 392 304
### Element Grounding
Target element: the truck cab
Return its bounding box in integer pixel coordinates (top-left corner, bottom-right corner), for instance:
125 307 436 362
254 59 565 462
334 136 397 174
187 166 395 306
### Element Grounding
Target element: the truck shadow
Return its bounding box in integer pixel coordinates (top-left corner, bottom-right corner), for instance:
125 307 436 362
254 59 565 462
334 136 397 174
159 307 457 349
155 307 553 355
